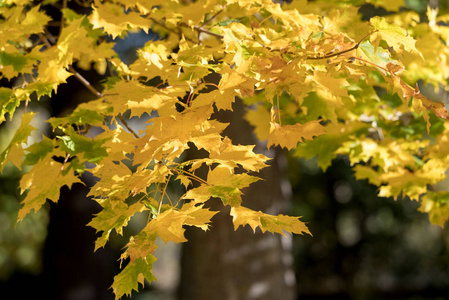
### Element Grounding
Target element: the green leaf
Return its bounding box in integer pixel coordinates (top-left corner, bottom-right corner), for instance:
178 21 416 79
419 191 449 227
88 200 147 251
48 108 106 128
58 127 109 163
111 254 157 300
0 87 19 123
0 51 28 72
22 136 54 166
295 122 367 171
359 40 391 69
209 185 242 206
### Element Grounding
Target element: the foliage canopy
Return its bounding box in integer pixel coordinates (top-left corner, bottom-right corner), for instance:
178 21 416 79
1 0 449 298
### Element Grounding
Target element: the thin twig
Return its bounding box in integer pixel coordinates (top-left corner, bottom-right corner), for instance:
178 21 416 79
38 33 52 48
157 174 172 215
201 8 224 27
179 22 224 39
59 0 68 37
307 30 376 60
150 17 198 44
117 114 140 139
68 66 104 98
57 153 71 177
66 66 141 139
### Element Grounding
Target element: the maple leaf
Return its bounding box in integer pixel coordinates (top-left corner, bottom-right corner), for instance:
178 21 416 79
245 103 271 141
312 71 349 98
22 136 55 166
95 124 136 161
219 65 258 100
18 153 82 220
89 2 152 39
124 209 188 263
48 108 106 128
419 191 449 227
378 167 427 201
353 165 382 186
0 5 51 47
104 80 183 117
295 122 368 170
0 87 18 123
388 73 449 131
88 198 147 251
184 166 261 206
208 137 268 172
0 112 36 171
179 201 219 231
58 127 109 163
111 253 157 300
359 40 392 71
370 16 422 58
230 205 311 236
267 120 326 150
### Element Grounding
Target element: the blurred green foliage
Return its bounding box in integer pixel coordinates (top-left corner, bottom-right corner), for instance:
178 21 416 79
0 163 49 279
290 157 449 299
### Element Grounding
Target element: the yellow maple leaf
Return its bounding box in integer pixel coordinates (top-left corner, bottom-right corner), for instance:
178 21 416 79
18 153 82 220
267 120 326 150
89 2 152 39
183 166 261 207
88 199 147 251
370 16 422 58
179 201 218 231
245 103 271 141
125 208 189 263
230 205 310 236
1 112 36 171
419 191 449 228
208 137 269 172
88 157 132 199
312 71 349 98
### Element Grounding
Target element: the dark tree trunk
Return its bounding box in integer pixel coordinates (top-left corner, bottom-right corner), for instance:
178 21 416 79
178 99 297 300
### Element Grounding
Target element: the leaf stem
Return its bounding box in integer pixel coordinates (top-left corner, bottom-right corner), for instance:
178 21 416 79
59 0 67 37
350 56 388 73
158 175 173 215
276 96 282 126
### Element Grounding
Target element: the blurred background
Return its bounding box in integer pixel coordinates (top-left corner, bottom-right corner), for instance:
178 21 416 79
1 0 449 299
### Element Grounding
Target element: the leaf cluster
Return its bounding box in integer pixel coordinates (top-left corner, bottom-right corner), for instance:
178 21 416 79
1 0 449 298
